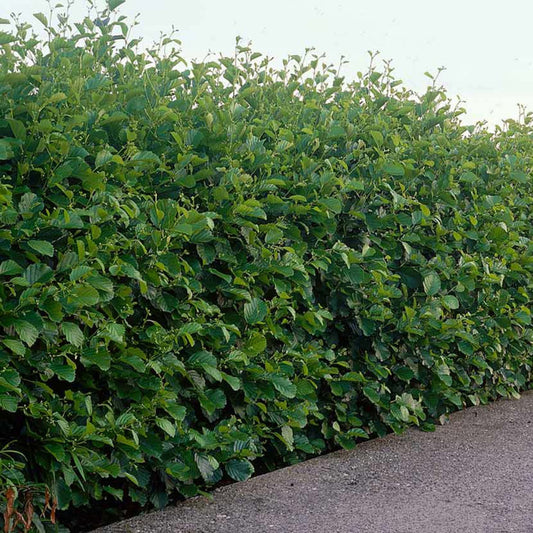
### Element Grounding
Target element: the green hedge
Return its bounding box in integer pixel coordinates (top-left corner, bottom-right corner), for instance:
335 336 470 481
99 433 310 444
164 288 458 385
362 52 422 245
1 2 532 530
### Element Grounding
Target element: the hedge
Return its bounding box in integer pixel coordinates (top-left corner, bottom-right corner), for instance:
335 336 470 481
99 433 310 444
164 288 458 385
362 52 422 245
0 2 532 531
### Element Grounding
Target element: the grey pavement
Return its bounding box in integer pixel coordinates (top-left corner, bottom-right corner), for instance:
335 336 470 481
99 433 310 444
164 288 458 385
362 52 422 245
94 391 533 533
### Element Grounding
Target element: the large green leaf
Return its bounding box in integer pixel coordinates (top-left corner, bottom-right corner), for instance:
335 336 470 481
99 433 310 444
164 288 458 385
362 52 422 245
243 298 268 324
442 295 459 310
156 418 176 437
24 264 53 284
28 240 54 257
244 333 267 355
71 285 100 307
80 348 111 371
271 375 297 398
50 362 76 382
0 260 23 276
33 12 48 27
0 139 15 160
194 454 220 483
103 323 125 343
14 320 39 347
108 0 126 12
2 339 26 356
0 394 18 412
62 322 84 347
225 459 254 481
423 272 441 296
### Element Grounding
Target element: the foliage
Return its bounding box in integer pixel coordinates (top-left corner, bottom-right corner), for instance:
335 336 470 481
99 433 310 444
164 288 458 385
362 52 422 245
0 1 532 530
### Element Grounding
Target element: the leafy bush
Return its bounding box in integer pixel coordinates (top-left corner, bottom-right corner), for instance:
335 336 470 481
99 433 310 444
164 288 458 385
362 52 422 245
0 1 532 530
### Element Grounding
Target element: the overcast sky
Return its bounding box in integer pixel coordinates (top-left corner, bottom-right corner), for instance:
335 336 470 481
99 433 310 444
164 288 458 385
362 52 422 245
3 0 532 127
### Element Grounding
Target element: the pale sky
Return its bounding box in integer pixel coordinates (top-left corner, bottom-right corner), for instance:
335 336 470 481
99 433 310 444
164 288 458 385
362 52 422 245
3 0 533 127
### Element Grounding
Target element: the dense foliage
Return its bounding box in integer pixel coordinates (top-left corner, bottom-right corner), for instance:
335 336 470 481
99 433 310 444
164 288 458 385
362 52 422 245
1 1 532 530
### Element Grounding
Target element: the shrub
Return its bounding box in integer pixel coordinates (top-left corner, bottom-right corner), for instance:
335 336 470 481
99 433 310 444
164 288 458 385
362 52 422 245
0 2 531 530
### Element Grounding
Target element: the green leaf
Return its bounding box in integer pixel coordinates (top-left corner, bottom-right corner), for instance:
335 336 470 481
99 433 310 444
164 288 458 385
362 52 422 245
175 174 196 188
44 443 66 462
0 260 23 276
14 320 39 347
459 171 479 184
195 454 220 483
164 402 187 421
369 130 383 147
62 322 84 347
391 402 410 422
156 418 176 437
271 375 297 398
514 310 531 326
0 395 18 412
281 425 294 449
201 389 226 413
41 299 64 322
347 265 366 284
243 298 268 324
442 295 459 310
319 197 342 214
363 386 381 405
71 285 100 306
33 12 48 27
108 0 126 11
346 428 369 439
423 272 441 296
28 240 54 257
80 348 111 371
0 32 14 45
222 372 241 391
103 323 125 343
509 170 528 183
394 366 414 381
0 369 21 392
50 362 76 382
225 459 254 481
7 119 26 141
382 162 404 176
69 265 93 281
0 139 15 160
24 264 53 285
95 150 113 168
166 461 191 481
244 333 267 355
2 339 26 356
437 370 453 386
345 179 365 191
46 92 67 105
265 227 283 244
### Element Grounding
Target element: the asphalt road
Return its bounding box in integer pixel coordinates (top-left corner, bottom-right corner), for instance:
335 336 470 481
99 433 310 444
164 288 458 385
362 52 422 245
93 391 533 533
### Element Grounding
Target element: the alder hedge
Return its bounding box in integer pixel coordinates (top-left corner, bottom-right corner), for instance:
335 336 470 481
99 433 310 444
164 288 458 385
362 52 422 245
0 2 532 530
